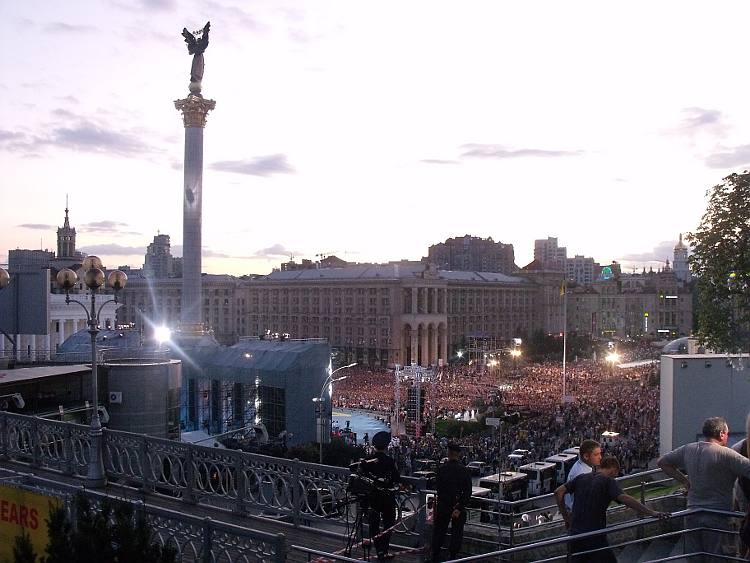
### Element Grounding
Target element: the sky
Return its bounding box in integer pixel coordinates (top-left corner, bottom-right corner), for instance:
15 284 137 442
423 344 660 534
2 1 750 276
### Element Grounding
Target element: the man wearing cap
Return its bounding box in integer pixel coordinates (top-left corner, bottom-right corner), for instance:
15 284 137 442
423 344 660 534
431 442 472 562
361 431 401 561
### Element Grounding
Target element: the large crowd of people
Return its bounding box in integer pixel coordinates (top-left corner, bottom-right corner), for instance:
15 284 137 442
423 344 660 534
333 354 659 474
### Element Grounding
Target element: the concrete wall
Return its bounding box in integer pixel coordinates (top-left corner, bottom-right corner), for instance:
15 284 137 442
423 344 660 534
660 354 750 454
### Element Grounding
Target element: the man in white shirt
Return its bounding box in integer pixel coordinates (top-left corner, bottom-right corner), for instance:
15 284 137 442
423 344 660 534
565 440 602 511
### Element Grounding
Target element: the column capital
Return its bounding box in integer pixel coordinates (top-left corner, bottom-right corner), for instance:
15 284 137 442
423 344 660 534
174 94 216 128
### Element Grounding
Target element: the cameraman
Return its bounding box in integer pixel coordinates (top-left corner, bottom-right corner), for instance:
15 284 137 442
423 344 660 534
360 431 401 561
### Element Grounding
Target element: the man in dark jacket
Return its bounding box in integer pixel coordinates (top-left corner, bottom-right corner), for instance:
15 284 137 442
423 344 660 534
360 431 401 561
555 456 669 562
431 442 472 562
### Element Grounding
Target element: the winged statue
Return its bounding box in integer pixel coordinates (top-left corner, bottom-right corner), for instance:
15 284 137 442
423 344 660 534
181 22 211 93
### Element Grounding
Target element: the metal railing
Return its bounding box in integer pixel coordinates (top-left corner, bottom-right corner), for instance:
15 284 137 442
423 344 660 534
0 411 426 534
0 471 286 563
293 508 746 562
0 348 169 364
0 410 695 560
446 507 746 562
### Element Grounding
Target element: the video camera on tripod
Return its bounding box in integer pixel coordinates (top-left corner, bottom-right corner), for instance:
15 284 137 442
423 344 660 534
346 461 398 501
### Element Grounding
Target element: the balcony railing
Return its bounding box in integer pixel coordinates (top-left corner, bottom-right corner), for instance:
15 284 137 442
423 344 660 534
1 471 286 563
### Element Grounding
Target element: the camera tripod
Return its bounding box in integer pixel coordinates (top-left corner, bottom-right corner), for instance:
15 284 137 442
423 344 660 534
344 496 372 560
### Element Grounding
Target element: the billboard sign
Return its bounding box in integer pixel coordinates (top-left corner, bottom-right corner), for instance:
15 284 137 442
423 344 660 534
0 484 60 560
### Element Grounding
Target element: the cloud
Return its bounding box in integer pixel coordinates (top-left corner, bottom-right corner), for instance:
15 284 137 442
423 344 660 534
170 244 254 260
705 145 750 169
460 144 583 159
0 130 25 142
79 221 141 236
43 22 97 34
253 244 296 258
420 158 460 165
109 0 176 11
0 106 161 157
680 107 723 130
18 223 55 230
666 107 729 141
46 121 156 156
203 1 264 31
78 244 146 255
55 95 79 104
619 240 683 263
211 154 295 177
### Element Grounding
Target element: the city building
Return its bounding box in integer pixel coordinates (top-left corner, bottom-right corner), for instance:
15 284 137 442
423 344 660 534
533 237 567 269
2 205 118 360
117 274 241 345
673 233 691 283
426 235 517 274
117 262 564 367
278 255 348 271
565 255 599 285
144 233 182 278
8 249 55 273
566 261 692 339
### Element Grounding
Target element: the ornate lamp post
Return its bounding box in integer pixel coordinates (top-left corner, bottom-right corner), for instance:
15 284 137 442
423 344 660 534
313 362 357 464
56 256 127 488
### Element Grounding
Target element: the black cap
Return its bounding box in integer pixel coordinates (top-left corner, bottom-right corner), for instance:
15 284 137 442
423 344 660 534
372 431 391 449
447 442 461 453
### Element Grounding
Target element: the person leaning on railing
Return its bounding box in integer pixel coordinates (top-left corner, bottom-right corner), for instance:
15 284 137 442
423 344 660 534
658 416 750 560
554 456 669 563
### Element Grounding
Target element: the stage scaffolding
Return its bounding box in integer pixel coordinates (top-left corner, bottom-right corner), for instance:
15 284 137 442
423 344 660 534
393 363 436 438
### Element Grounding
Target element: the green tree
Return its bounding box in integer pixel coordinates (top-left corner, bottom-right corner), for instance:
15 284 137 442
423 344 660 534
41 504 74 563
13 530 37 563
41 494 176 563
688 171 750 352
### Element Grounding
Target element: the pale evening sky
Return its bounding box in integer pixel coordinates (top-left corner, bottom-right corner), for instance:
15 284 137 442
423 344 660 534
2 1 749 276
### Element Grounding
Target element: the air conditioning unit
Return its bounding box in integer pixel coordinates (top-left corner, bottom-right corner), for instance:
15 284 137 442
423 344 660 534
109 391 122 404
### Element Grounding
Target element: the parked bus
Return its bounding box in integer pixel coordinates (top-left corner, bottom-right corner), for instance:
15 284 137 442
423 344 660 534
545 453 578 486
519 461 557 496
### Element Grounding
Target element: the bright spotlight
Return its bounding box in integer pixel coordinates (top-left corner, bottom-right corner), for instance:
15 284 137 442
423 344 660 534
155 326 172 344
606 352 620 364
457 351 464 358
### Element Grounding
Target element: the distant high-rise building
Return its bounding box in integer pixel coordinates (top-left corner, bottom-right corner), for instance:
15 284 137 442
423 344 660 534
673 233 690 283
8 249 55 273
533 237 567 269
144 234 178 278
427 235 516 274
566 255 599 285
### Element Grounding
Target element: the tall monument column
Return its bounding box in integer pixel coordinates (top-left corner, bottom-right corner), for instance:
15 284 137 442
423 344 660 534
174 22 215 335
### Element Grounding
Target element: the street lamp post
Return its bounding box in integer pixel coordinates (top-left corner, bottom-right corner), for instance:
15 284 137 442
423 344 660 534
56 256 127 488
510 347 521 377
0 268 18 360
314 362 356 465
